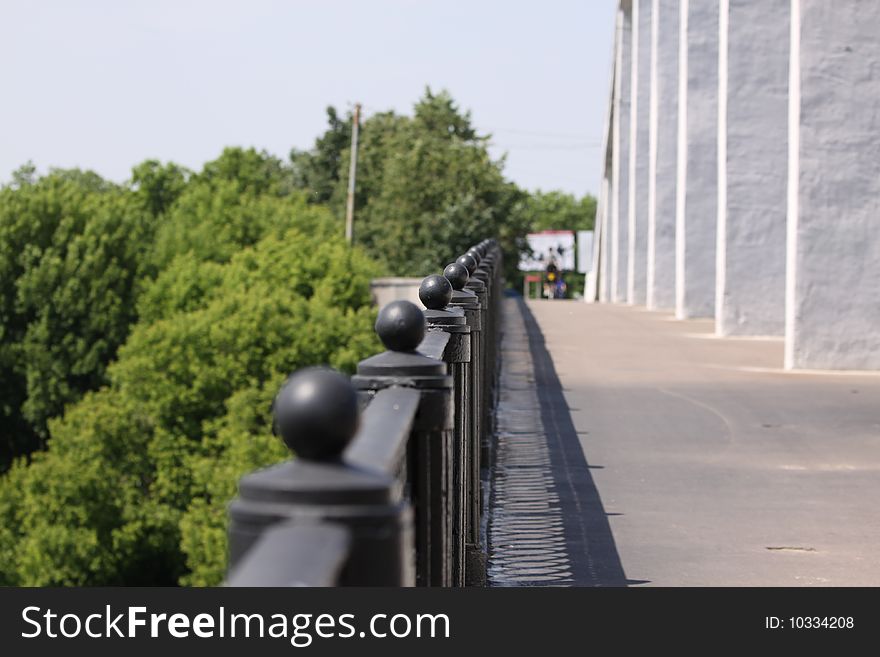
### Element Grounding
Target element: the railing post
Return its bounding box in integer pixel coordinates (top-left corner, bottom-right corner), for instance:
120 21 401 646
473 240 502 426
227 368 413 586
352 301 454 586
443 260 486 585
419 274 471 587
461 252 492 472
476 245 496 430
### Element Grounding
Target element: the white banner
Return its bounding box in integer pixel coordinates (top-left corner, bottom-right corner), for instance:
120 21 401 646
519 231 576 271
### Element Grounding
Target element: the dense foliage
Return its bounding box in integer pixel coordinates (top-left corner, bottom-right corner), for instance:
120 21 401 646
515 190 596 234
291 92 488 276
0 89 594 586
291 90 595 278
0 149 380 586
0 170 161 467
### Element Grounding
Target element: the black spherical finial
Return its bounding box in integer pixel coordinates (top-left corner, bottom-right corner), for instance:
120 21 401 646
443 262 470 290
273 367 359 460
375 300 426 351
466 248 481 265
457 254 478 275
419 274 453 310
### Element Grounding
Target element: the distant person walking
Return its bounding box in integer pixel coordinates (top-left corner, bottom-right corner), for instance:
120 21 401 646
544 256 565 299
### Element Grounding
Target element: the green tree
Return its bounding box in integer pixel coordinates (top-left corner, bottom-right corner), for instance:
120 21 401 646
9 161 37 189
303 89 532 277
516 190 597 233
131 160 189 217
0 224 381 586
198 146 296 197
289 106 352 204
0 172 158 466
0 148 341 472
0 89 583 587
150 148 326 270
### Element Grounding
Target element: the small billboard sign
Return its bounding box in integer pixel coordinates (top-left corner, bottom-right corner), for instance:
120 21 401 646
519 230 576 271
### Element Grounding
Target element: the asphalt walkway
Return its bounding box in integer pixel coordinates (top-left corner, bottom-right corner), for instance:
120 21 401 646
503 298 880 586
487 295 626 586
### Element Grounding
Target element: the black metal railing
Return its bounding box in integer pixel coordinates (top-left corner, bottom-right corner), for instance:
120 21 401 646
226 239 503 586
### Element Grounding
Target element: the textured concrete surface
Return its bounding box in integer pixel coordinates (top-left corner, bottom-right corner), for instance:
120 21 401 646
529 299 880 586
716 0 788 337
786 0 880 369
370 277 421 309
675 0 717 319
628 0 651 305
611 9 632 303
647 0 678 311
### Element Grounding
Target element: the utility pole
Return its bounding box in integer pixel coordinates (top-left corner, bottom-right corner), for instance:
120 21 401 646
345 103 361 244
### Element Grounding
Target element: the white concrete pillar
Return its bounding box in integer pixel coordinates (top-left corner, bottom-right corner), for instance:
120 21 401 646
628 0 652 305
675 0 718 319
785 0 880 369
611 7 632 303
647 0 678 310
597 12 618 305
598 175 611 302
716 0 788 336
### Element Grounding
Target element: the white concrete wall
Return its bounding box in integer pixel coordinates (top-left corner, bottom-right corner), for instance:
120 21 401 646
589 184 602 301
611 8 632 303
598 176 611 302
647 0 678 310
628 0 651 305
596 11 619 305
785 0 880 369
716 0 789 336
371 278 422 309
578 231 595 274
675 0 718 319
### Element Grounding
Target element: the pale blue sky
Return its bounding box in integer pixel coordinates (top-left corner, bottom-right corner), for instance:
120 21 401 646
0 0 615 195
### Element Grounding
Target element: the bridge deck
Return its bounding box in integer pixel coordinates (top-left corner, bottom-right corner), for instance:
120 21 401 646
490 297 880 586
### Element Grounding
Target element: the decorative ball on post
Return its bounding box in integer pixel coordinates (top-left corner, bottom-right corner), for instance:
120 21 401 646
443 262 470 291
466 248 481 265
419 274 453 310
273 367 359 460
375 300 426 352
457 253 478 275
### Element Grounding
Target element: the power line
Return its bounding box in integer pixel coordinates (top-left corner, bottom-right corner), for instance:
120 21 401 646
488 142 602 151
491 127 595 139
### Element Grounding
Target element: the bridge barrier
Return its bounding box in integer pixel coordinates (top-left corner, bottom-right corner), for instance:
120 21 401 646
227 239 503 586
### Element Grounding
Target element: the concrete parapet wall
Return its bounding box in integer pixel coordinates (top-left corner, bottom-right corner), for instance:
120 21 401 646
628 0 651 305
611 8 632 302
785 0 880 369
675 0 718 319
647 0 679 310
716 0 788 336
371 278 423 310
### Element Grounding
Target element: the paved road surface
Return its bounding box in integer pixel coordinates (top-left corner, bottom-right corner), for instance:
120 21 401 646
527 299 880 586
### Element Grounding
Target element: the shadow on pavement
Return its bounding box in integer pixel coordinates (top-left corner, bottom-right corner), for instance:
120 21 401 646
516 294 642 586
